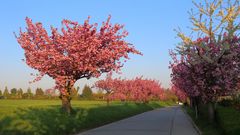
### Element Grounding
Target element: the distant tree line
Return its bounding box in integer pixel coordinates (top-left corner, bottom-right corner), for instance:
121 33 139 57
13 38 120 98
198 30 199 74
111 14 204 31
0 85 104 100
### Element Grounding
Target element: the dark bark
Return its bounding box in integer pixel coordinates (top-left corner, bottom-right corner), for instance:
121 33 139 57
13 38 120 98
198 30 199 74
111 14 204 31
194 97 199 119
60 80 73 114
61 94 72 114
194 104 198 119
208 102 215 123
106 93 110 106
190 97 194 108
106 98 110 106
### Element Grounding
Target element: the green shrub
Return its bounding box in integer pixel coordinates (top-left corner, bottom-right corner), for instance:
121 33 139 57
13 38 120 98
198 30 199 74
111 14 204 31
218 99 233 107
217 106 240 135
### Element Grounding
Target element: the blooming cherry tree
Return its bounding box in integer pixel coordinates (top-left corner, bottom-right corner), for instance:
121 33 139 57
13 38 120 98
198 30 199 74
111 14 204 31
128 77 164 103
171 85 187 103
170 0 240 121
16 16 141 113
95 76 164 103
94 73 121 106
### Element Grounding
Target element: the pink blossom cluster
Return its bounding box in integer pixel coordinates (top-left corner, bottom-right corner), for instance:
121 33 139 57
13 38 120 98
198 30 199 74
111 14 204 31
170 85 187 102
95 74 164 103
170 34 240 103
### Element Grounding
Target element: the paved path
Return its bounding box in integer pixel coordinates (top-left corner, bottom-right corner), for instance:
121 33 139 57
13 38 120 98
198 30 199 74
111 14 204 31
78 106 199 135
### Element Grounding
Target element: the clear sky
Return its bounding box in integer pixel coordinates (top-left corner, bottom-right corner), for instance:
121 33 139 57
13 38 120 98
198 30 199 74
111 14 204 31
0 0 197 92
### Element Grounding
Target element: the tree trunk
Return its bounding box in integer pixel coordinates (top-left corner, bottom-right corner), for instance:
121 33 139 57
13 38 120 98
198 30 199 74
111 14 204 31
107 98 109 106
190 97 193 108
194 104 198 119
190 97 199 119
144 100 149 104
194 98 199 119
60 80 73 114
61 94 72 114
208 102 215 123
106 92 110 106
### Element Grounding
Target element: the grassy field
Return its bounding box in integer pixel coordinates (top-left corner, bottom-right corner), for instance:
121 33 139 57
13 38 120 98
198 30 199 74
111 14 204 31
0 100 175 135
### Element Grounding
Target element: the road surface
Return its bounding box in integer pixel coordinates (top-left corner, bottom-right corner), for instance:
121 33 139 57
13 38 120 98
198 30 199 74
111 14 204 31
78 106 199 135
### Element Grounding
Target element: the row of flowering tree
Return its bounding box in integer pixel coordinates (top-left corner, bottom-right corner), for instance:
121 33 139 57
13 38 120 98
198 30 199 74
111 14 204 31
170 85 187 103
16 16 142 114
170 0 240 122
95 74 164 105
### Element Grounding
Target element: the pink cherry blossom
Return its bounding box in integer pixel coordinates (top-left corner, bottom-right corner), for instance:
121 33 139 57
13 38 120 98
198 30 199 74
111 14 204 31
16 16 142 112
170 34 240 103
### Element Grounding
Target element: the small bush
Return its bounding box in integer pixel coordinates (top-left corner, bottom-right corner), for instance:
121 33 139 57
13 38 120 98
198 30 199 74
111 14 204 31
218 99 233 107
233 95 240 105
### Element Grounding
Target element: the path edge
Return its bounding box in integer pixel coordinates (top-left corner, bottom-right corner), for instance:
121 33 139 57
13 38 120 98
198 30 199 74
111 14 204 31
181 106 202 135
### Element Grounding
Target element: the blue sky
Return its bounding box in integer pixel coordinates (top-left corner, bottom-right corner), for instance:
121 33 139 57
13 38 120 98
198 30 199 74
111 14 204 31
0 0 196 92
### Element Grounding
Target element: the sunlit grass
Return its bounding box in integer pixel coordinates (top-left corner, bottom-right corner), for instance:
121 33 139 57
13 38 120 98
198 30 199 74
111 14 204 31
0 99 175 135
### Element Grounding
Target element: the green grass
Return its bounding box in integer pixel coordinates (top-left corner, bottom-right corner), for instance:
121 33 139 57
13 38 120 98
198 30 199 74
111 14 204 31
217 106 240 135
184 105 224 135
184 105 240 135
0 100 175 135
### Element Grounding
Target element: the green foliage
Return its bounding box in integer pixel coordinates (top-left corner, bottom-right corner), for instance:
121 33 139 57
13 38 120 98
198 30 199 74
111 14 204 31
0 90 3 99
163 89 178 102
218 99 234 107
26 87 33 99
22 93 29 99
9 88 21 99
81 85 93 100
22 88 33 99
10 88 17 96
0 100 175 135
232 94 240 105
3 87 9 99
93 90 104 100
17 88 23 99
184 105 224 135
184 104 240 135
35 88 45 99
217 106 240 135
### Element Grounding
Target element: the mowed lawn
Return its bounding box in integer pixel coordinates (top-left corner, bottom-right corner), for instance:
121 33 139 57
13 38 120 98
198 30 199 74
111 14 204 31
0 100 174 135
0 100 110 116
